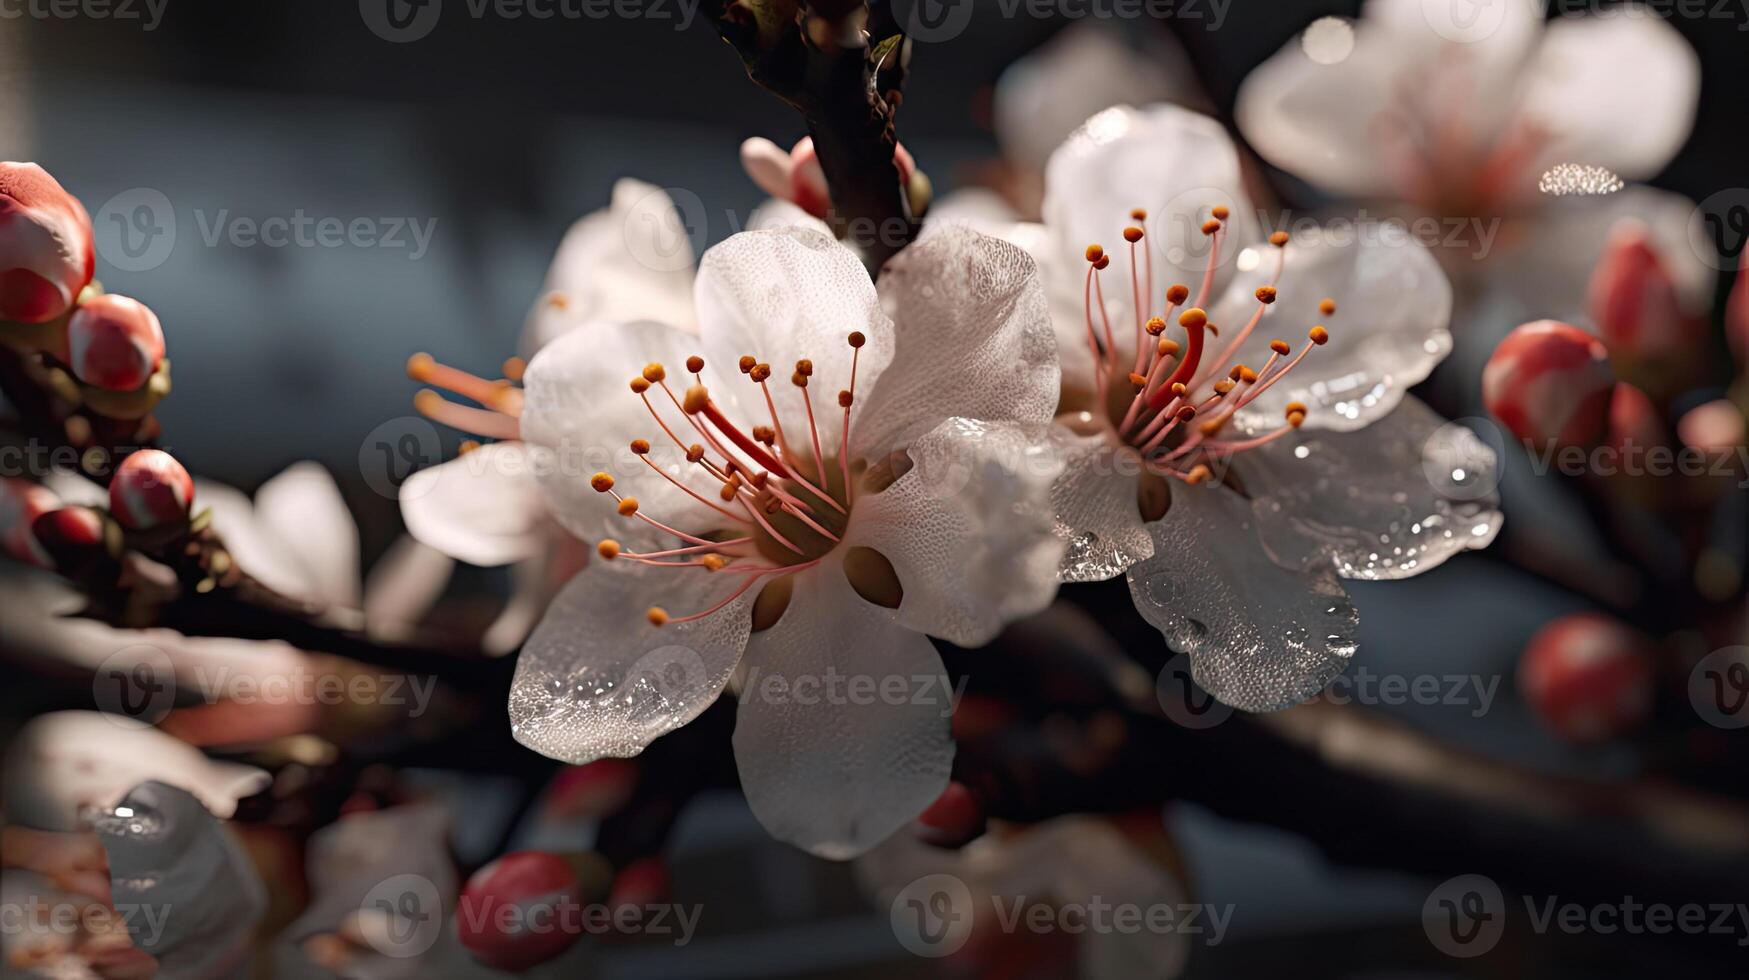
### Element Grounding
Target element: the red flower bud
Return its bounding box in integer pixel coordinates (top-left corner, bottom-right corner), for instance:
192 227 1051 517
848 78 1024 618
32 505 108 570
1605 382 1664 456
542 759 638 822
456 850 586 972
607 856 671 911
68 294 166 391
109 449 194 530
1727 250 1749 372
1518 613 1653 743
1483 320 1614 449
1587 226 1699 362
0 477 59 567
912 780 985 848
0 162 95 323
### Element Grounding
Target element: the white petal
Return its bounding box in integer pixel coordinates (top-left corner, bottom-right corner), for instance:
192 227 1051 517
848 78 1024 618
846 417 1064 647
1240 396 1502 581
1518 11 1698 182
363 535 455 638
740 137 795 201
1216 233 1452 433
521 320 749 549
509 563 753 763
192 478 316 601
1043 105 1258 339
399 443 546 567
255 462 361 608
858 227 1060 454
732 564 953 859
747 196 833 236
1127 482 1359 710
1046 424 1154 583
694 226 894 459
534 178 698 339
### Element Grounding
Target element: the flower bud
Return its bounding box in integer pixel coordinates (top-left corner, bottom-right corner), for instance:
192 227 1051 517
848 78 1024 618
32 505 109 572
456 850 586 971
1727 250 1748 372
68 294 166 391
911 780 985 848
109 449 194 530
1482 320 1613 449
0 162 95 323
541 759 638 822
1586 225 1702 394
1606 382 1664 457
0 477 59 566
1518 613 1653 743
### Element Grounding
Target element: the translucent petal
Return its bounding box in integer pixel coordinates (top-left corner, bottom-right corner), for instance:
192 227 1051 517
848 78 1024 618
400 443 545 567
694 227 894 460
1215 233 1452 433
1046 423 1153 583
846 417 1064 647
747 196 832 236
1127 482 1359 710
1240 396 1502 581
509 564 752 763
1042 104 1258 347
362 535 455 636
1519 13 1698 183
733 563 953 859
191 478 317 602
521 320 751 550
859 227 1060 455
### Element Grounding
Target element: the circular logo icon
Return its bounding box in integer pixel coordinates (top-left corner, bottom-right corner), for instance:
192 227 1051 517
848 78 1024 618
1420 0 1523 45
628 644 710 712
92 644 177 725
1156 652 1233 729
622 185 708 275
360 416 444 499
1689 646 1749 730
1152 186 1250 272
93 189 176 273
907 435 981 501
358 874 444 958
1686 188 1749 273
1422 874 1505 958
360 0 442 42
890 874 974 958
1422 417 1504 502
900 0 973 43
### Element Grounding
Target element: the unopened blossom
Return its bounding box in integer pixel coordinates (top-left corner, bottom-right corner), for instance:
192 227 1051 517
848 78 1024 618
1037 104 1501 709
507 224 1064 858
0 160 93 324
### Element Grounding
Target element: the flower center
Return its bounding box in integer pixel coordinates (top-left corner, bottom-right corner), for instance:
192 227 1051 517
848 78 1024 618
1062 207 1334 509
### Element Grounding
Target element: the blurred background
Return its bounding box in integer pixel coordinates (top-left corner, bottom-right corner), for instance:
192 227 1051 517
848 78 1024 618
4 1 1749 977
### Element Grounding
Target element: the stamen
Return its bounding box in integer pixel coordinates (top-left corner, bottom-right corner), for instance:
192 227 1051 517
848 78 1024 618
1194 212 1224 310
407 353 523 415
413 390 520 440
792 361 827 483
593 473 721 548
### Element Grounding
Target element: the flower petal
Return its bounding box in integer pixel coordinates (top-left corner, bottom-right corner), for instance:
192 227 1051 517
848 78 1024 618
1127 481 1359 710
1217 233 1452 433
400 443 546 567
858 227 1060 454
192 478 315 602
846 417 1064 647
747 197 832 236
1046 425 1154 583
1239 396 1502 581
1042 104 1258 347
1518 11 1698 183
694 226 894 459
732 563 953 859
363 535 455 637
521 320 750 549
254 462 361 609
509 563 753 763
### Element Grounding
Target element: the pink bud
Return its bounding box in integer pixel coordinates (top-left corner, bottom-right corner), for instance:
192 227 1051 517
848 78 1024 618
912 780 985 848
0 478 59 566
1605 382 1664 455
68 294 166 391
109 449 194 530
0 162 95 324
1728 251 1748 371
542 759 638 822
788 137 831 219
456 851 586 972
31 505 107 569
1483 320 1614 449
1676 399 1744 456
1518 613 1653 743
1587 225 1701 362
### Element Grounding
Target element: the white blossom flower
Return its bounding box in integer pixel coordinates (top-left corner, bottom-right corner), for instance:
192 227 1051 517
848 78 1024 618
1036 104 1503 709
507 223 1065 858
